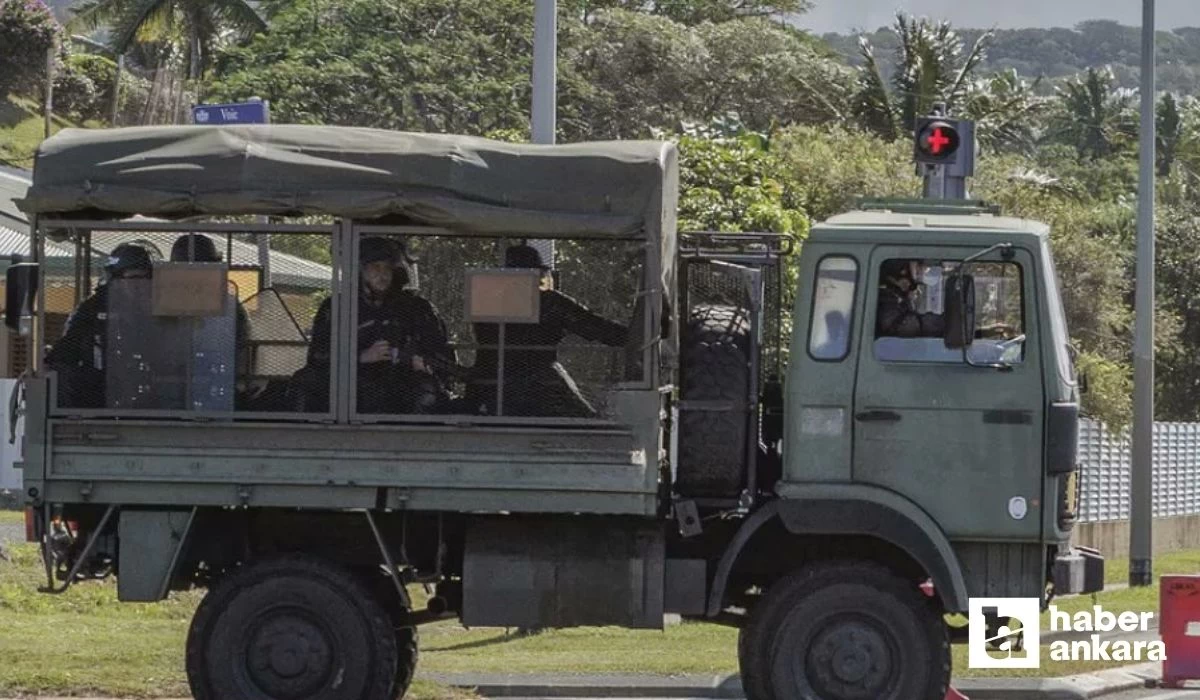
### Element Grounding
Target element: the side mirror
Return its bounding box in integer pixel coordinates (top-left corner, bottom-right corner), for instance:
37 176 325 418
943 272 975 350
5 262 39 335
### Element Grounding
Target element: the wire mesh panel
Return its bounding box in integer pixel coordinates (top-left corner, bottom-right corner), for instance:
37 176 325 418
40 225 336 419
343 231 650 422
1077 418 1200 522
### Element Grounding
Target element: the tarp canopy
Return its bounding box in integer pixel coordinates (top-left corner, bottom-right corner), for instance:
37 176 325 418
15 125 677 240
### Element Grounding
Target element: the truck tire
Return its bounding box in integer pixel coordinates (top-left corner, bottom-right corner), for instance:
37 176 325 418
677 304 751 497
392 626 418 699
186 554 399 700
739 561 950 700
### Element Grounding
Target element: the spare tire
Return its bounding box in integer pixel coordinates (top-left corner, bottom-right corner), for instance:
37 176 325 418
676 304 752 498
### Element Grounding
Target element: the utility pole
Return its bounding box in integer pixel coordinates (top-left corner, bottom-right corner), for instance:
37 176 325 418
43 39 56 139
529 0 556 269
110 54 124 127
252 96 272 288
1130 0 1157 588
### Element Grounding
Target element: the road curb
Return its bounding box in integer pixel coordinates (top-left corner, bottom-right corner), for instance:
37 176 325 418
7 663 1180 700
427 662 1171 699
424 673 745 698
955 662 1161 699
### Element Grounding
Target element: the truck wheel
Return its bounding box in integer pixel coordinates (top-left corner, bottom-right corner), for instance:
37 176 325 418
677 304 751 497
392 626 418 699
739 561 950 700
186 555 399 700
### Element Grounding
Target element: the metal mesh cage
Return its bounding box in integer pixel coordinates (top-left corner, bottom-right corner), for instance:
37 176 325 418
38 225 652 423
42 228 336 417
348 232 648 422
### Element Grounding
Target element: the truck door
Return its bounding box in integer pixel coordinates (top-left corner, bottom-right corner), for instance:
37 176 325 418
852 244 1045 540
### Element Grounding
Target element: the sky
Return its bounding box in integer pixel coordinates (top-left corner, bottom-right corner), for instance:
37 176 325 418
798 0 1200 34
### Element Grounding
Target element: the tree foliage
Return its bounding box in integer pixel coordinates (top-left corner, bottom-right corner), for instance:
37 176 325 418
210 0 535 133
69 0 265 81
0 0 61 98
564 0 811 25
851 13 991 141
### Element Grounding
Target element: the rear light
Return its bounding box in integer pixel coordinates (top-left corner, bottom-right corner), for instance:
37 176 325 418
24 507 35 542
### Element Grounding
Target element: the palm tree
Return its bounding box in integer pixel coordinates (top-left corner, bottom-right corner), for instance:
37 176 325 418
1047 66 1138 160
960 69 1049 155
69 0 265 83
850 12 991 142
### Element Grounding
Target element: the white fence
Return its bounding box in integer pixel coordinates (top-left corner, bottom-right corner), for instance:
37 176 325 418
1077 418 1200 523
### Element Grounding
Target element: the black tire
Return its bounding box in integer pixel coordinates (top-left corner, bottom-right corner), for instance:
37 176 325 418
739 561 950 700
186 554 399 700
391 626 418 699
676 303 752 497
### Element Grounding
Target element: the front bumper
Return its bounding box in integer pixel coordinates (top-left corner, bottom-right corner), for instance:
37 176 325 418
1053 545 1105 595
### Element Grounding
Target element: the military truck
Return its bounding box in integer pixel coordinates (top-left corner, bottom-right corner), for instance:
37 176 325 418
6 121 1102 700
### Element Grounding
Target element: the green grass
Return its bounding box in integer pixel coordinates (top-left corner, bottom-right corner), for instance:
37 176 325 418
0 510 22 525
0 543 474 699
0 94 101 170
1 543 1196 696
1100 548 1200 585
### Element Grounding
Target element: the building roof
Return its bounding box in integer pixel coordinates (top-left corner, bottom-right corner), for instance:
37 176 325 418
87 229 330 291
1 165 330 289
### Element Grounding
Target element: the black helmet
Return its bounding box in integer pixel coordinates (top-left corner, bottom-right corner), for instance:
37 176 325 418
105 243 152 277
881 259 911 282
360 237 396 265
505 244 549 270
170 234 220 262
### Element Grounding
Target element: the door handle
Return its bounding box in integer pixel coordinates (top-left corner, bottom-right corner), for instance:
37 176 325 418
855 410 902 423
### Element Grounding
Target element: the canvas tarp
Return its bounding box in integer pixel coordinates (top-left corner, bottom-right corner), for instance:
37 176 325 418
15 125 676 240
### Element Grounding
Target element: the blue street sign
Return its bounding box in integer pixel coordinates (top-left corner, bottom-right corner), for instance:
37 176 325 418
192 100 269 125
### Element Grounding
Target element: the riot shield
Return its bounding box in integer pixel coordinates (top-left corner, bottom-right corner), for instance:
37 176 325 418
105 272 238 412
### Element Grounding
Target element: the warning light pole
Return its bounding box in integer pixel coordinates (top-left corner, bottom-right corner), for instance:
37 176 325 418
914 103 975 200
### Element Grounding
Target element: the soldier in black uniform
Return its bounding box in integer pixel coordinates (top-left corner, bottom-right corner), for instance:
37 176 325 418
467 244 628 418
299 237 454 414
45 243 152 408
876 259 944 338
382 237 459 406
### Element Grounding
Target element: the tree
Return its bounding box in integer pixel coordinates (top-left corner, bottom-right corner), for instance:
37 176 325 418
210 0 535 134
69 0 265 82
851 12 991 141
1046 66 1137 160
0 0 61 98
560 10 850 140
960 69 1048 155
564 0 811 25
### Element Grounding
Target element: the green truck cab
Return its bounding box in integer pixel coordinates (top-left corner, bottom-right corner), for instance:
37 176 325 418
7 122 1101 700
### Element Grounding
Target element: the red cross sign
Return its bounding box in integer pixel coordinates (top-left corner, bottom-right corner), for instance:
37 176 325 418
927 127 952 154
915 119 961 163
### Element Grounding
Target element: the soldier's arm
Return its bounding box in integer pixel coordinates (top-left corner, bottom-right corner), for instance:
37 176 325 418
46 295 99 367
551 291 628 347
306 297 333 366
